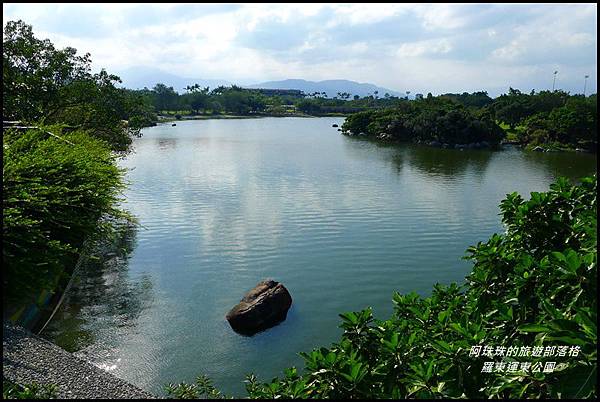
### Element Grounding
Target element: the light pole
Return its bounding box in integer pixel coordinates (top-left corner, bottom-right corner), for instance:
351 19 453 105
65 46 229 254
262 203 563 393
552 70 558 91
584 75 589 96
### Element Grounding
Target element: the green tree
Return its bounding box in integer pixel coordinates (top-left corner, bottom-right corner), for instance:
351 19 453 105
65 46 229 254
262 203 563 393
297 99 322 115
493 88 530 129
152 83 179 112
183 84 210 114
342 97 504 145
2 20 140 311
3 20 146 152
210 101 222 114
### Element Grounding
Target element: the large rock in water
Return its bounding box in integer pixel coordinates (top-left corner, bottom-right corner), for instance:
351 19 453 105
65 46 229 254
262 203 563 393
226 280 292 335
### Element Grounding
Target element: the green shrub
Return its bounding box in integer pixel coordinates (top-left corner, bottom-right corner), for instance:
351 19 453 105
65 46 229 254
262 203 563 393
3 381 58 399
167 175 597 399
2 127 128 305
342 99 504 145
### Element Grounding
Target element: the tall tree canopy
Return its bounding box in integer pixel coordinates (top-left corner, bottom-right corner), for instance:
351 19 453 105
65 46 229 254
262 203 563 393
2 20 152 152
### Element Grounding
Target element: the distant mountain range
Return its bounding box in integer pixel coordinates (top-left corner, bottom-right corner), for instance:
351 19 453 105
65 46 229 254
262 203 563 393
114 66 403 98
115 66 234 92
245 79 403 98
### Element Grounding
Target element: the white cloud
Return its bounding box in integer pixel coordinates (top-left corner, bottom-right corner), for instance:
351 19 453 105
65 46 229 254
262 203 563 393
327 3 411 25
2 3 597 96
413 4 468 30
491 40 524 62
397 38 453 58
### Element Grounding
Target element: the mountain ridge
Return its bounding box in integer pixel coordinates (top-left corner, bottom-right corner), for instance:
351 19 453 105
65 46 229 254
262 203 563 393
246 79 403 98
114 66 403 98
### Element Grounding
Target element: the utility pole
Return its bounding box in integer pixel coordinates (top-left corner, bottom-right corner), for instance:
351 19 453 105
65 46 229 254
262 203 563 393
552 70 558 91
584 75 589 96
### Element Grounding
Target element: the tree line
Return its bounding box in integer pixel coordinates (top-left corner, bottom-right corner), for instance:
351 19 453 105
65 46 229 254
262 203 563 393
123 83 416 118
490 88 597 149
342 89 597 150
342 95 504 148
126 81 597 151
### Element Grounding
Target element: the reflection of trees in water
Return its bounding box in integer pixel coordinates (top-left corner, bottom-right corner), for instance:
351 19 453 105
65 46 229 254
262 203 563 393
343 136 494 180
41 220 153 353
157 138 177 149
401 145 494 180
341 136 406 175
517 150 598 182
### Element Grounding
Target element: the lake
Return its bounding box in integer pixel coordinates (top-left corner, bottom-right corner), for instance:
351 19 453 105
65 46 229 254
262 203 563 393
42 117 597 396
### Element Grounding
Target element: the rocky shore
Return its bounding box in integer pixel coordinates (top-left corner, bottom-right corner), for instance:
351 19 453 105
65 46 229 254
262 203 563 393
3 321 155 399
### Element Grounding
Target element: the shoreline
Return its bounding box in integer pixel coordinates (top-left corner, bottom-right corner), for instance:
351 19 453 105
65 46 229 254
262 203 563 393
156 113 350 123
3 321 155 399
341 130 597 154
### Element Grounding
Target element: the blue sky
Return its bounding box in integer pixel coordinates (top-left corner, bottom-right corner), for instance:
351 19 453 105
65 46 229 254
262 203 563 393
3 3 597 96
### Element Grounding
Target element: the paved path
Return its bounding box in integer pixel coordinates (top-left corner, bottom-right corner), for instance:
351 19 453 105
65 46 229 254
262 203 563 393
3 321 156 399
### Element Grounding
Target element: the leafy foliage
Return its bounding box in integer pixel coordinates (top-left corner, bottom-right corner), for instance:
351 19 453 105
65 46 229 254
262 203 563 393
3 20 152 152
3 20 140 312
520 95 597 149
439 91 494 108
490 88 597 149
341 86 597 150
2 381 58 399
165 375 230 399
2 126 127 305
342 97 504 146
167 175 597 399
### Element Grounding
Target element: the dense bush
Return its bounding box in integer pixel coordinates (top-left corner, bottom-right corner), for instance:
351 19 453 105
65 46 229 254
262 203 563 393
520 96 597 149
2 381 57 399
342 98 504 146
490 89 597 149
2 127 127 305
166 175 597 399
340 88 597 150
439 91 494 108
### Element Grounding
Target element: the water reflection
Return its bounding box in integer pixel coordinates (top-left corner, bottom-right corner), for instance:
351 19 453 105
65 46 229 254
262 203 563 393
516 149 597 181
404 145 493 180
157 138 177 150
341 137 495 180
42 118 597 396
343 136 595 184
41 221 153 353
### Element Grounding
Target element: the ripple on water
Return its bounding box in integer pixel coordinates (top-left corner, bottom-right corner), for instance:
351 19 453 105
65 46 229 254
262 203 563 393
44 118 597 397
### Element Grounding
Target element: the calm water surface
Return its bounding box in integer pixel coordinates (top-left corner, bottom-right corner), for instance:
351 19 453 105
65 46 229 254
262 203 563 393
43 117 597 396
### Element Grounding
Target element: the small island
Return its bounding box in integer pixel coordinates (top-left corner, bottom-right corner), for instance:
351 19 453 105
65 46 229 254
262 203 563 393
340 90 597 152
